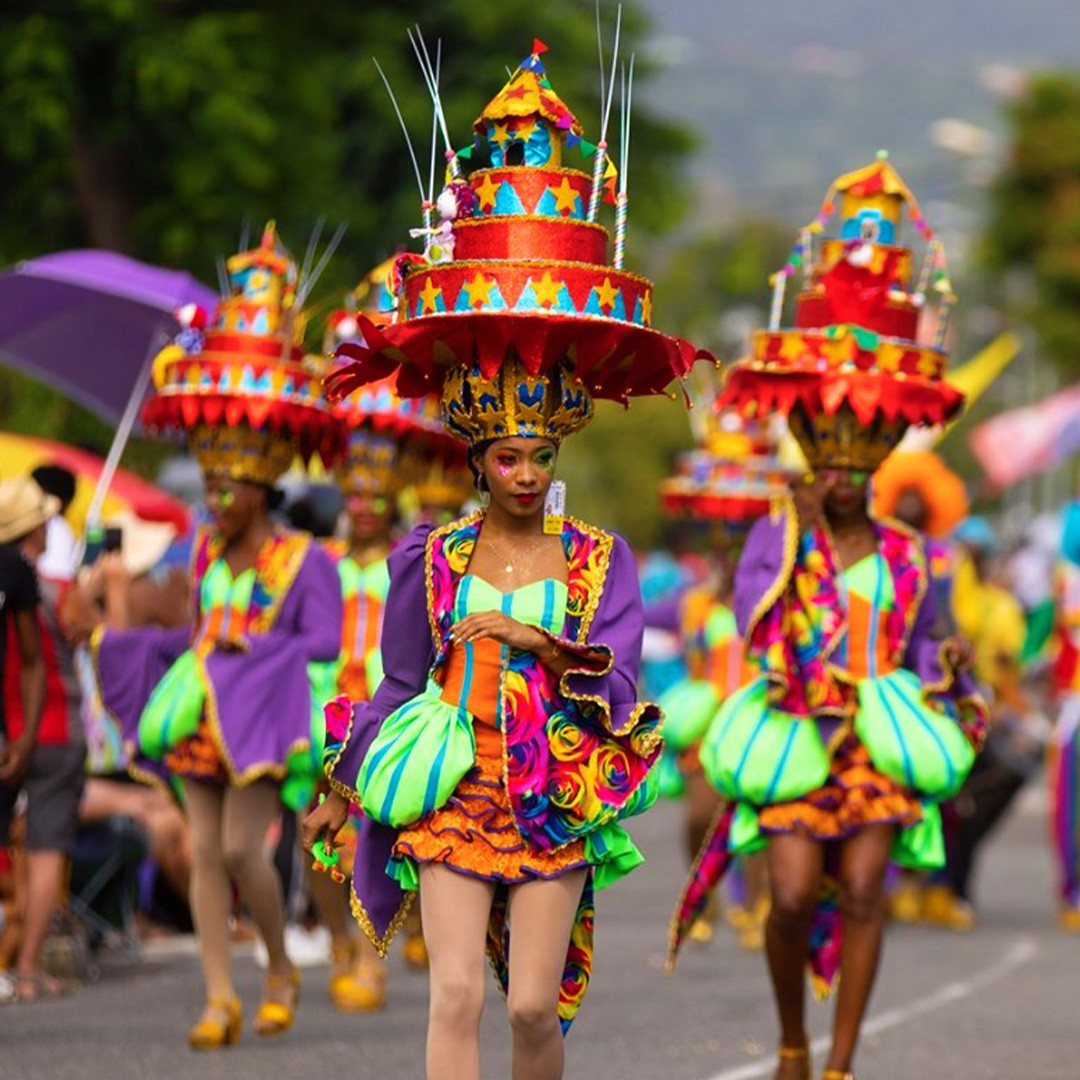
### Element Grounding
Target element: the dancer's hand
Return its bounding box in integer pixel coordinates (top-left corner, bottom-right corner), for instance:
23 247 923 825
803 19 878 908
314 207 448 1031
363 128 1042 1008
450 611 545 653
302 790 349 852
941 635 974 672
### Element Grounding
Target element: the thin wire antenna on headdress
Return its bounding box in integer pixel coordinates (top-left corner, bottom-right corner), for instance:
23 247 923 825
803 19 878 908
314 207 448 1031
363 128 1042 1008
426 40 443 208
238 216 251 255
588 3 622 222
215 256 229 296
408 26 458 177
295 221 348 312
372 57 427 206
298 216 326 299
613 54 635 269
595 0 607 117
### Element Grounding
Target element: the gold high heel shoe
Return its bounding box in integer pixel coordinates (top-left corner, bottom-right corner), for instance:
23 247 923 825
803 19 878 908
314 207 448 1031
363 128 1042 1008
253 969 300 1037
821 1070 856 1080
329 940 386 1012
773 1044 810 1080
188 996 242 1050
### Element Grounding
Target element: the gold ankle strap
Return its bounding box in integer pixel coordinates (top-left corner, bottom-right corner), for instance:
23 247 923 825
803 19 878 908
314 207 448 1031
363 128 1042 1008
779 1045 809 1059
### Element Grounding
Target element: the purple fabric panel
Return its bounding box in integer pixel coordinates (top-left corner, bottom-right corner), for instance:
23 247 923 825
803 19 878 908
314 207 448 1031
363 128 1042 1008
643 589 684 633
563 535 649 732
733 511 788 638
205 545 342 774
340 525 435 940
96 625 190 743
327 525 435 794
901 577 980 699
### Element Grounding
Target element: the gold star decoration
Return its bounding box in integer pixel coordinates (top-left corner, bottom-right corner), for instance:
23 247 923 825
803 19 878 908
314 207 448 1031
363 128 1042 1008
551 177 580 216
463 271 496 309
474 173 499 212
513 119 537 144
532 271 563 309
640 290 653 326
593 277 619 312
418 277 443 314
491 122 512 150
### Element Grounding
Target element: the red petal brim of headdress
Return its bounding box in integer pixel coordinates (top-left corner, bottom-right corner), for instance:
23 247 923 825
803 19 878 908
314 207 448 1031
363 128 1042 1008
326 312 711 405
142 395 346 468
719 366 965 428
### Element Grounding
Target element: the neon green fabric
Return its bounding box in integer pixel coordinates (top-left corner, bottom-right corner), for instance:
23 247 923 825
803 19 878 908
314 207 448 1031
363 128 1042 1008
843 552 895 608
701 677 830 805
658 679 722 753
854 669 975 801
137 650 205 760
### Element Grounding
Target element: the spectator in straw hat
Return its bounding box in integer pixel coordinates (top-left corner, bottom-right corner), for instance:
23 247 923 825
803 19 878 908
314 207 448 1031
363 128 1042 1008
0 475 88 1001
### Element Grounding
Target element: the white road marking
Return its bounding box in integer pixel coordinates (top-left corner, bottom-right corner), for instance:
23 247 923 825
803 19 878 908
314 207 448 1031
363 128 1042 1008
700 936 1038 1080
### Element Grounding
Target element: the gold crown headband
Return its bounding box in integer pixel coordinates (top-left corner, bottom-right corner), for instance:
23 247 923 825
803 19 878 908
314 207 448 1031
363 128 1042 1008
190 424 297 486
334 430 402 497
440 354 593 446
787 405 906 473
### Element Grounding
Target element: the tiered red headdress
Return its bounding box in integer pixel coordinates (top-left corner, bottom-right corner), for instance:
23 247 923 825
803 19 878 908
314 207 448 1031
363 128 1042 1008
325 41 709 443
146 223 343 484
720 154 965 471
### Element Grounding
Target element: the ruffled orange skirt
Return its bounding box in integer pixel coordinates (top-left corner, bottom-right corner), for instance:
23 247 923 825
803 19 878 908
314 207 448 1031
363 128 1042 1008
392 714 589 883
758 732 922 841
164 719 228 783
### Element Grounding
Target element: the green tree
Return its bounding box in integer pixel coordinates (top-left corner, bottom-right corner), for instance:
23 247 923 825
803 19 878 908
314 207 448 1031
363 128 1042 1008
984 72 1080 374
0 0 691 279
0 1 694 482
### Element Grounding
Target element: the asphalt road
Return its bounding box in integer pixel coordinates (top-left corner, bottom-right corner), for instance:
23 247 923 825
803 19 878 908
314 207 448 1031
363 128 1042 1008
2 785 1075 1080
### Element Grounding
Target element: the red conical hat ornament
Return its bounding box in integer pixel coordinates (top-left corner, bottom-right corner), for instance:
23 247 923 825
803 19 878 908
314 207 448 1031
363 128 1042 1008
146 223 344 484
326 41 710 445
720 153 965 471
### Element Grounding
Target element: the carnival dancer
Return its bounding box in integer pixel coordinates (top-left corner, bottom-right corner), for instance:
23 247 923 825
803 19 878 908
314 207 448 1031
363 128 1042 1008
667 156 985 1080
653 391 788 948
304 41 706 1080
92 225 345 1048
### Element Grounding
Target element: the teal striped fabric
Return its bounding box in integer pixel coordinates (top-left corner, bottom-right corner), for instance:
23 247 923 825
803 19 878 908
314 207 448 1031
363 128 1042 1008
700 677 830 805
854 669 974 801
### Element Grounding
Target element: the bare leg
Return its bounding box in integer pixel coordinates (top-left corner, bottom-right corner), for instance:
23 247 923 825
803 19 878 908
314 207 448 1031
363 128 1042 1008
182 780 235 1013
14 851 65 992
506 869 588 1080
220 782 292 981
419 863 495 1080
685 770 721 862
764 832 824 1078
824 823 895 1075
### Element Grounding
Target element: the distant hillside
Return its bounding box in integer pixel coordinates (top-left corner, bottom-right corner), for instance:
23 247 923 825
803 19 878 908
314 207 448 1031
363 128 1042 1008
635 0 1080 228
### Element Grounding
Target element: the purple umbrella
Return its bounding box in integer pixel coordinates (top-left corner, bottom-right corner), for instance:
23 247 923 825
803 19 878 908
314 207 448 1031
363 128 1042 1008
0 249 217 423
0 249 219 536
